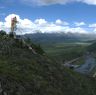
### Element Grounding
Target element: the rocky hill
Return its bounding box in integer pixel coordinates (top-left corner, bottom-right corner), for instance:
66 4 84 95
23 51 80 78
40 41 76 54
0 31 95 95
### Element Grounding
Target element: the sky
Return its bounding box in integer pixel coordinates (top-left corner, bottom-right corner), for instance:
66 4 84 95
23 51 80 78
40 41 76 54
0 0 96 34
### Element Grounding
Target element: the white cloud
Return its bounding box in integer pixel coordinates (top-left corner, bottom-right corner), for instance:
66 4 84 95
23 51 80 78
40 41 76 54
89 23 96 28
89 23 96 33
74 22 86 26
1 0 96 6
56 19 63 25
68 27 88 33
0 14 37 34
0 14 91 34
40 26 88 34
20 0 72 6
82 0 96 5
20 19 36 29
94 28 96 32
55 19 69 25
0 22 3 26
34 19 48 27
20 0 96 6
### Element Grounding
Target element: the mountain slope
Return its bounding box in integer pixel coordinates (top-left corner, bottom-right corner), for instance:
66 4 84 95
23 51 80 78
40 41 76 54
87 41 96 52
0 33 95 95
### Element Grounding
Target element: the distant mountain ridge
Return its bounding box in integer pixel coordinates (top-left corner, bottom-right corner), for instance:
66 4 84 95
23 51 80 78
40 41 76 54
24 32 96 44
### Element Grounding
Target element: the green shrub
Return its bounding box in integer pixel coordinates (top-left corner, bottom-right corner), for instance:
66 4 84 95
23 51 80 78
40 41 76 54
0 30 6 36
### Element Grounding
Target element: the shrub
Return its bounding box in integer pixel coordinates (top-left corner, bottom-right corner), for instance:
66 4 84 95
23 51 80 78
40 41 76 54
0 30 6 36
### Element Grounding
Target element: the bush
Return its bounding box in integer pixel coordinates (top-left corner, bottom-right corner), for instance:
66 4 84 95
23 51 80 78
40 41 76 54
35 44 44 55
0 30 6 36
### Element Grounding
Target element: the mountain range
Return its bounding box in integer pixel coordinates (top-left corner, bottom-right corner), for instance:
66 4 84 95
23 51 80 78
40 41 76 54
24 32 96 44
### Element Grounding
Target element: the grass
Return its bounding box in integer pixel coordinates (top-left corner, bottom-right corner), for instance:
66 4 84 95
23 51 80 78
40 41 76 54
43 42 88 62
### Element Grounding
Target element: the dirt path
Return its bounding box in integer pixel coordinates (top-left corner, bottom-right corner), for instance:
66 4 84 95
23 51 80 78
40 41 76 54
64 57 81 68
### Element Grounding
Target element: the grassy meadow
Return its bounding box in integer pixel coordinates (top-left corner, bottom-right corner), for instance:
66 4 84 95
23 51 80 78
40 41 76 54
42 42 90 63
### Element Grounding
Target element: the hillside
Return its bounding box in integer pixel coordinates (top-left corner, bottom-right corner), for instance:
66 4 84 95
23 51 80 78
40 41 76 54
87 41 96 52
0 32 95 95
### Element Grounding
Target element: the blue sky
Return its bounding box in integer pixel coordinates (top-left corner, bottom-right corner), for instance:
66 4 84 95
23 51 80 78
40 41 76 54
0 0 96 34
